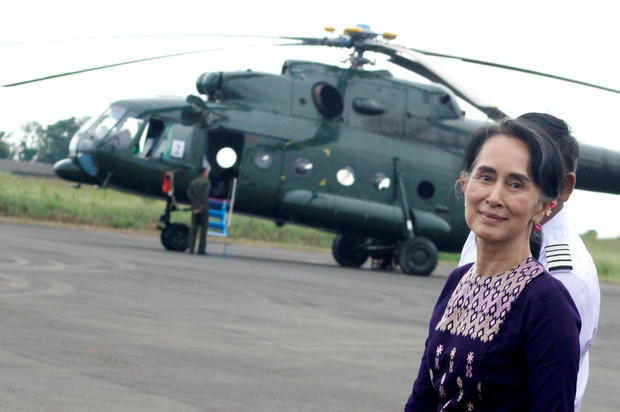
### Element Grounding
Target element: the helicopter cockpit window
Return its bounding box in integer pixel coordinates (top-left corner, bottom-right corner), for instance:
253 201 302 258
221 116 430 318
294 158 313 175
106 116 144 151
254 150 273 170
69 115 97 156
337 167 355 187
91 105 127 142
372 172 391 190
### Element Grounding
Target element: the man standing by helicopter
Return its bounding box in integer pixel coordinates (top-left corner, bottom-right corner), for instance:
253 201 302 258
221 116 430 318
187 166 211 255
458 113 600 411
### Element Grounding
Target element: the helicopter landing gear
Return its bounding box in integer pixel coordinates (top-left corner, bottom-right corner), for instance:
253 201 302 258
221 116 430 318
367 240 396 271
397 236 438 276
371 253 395 270
161 223 189 252
332 234 369 268
157 186 189 252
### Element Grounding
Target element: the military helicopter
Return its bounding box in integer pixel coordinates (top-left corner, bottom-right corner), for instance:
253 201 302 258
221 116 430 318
8 26 620 276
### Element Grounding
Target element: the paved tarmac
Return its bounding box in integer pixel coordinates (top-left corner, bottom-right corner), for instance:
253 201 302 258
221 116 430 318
0 221 618 411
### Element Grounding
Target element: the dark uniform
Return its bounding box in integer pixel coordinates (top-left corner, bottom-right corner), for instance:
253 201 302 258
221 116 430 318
187 174 211 254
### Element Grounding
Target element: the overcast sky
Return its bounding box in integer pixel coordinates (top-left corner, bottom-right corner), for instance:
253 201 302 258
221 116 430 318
2 0 620 237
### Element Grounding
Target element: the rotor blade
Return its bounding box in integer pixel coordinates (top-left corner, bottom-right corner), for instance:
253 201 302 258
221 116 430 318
0 33 297 47
3 42 301 87
361 40 509 120
407 47 620 95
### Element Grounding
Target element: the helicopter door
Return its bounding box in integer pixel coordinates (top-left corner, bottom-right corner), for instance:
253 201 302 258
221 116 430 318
234 133 283 217
206 130 244 199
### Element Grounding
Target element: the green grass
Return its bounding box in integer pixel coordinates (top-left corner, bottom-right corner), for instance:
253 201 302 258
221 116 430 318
0 172 335 248
439 252 460 263
1 172 619 282
581 232 620 282
0 173 162 229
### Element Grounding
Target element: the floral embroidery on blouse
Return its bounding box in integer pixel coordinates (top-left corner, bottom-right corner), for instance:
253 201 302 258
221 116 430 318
465 351 474 378
435 257 544 342
435 344 443 369
449 347 456 372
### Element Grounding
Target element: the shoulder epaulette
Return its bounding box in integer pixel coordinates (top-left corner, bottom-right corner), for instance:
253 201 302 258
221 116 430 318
544 244 573 271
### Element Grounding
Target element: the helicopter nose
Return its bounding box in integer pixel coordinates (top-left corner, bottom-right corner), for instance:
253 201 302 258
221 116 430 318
54 152 100 183
54 158 91 182
75 152 98 177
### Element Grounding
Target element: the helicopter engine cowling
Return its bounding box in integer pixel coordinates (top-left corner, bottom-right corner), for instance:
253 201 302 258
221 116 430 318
196 72 222 98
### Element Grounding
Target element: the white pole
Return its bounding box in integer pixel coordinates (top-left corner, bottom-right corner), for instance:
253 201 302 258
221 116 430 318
227 177 238 228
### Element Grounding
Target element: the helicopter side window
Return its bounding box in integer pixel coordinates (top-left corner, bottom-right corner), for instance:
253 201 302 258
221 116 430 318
372 172 391 190
337 167 355 187
135 118 165 157
417 181 435 199
293 158 313 175
254 149 273 169
150 122 193 162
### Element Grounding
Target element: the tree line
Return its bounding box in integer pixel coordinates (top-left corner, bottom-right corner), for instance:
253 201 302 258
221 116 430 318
0 117 88 163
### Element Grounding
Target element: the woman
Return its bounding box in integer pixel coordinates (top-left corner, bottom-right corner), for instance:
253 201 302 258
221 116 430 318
404 119 581 411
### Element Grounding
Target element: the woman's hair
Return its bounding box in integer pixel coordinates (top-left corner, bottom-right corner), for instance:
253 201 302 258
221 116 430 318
462 118 566 201
517 112 578 173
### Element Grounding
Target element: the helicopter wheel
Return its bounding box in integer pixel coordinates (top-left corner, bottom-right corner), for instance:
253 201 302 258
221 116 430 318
161 223 190 252
397 237 438 276
332 234 369 268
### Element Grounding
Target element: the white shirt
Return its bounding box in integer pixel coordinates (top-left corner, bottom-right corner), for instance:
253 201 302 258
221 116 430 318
459 206 601 412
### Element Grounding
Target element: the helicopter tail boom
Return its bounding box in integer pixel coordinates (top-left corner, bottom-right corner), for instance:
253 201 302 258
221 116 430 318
575 143 620 195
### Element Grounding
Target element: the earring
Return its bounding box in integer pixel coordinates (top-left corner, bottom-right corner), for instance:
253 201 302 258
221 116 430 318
546 200 557 217
534 223 542 231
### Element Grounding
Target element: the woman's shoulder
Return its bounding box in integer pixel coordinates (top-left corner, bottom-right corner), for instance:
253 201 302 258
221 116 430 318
445 263 474 286
521 262 580 321
448 262 474 282
437 263 474 300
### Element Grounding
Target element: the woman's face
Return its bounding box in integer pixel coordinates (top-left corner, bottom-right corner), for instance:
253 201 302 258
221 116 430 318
461 134 548 246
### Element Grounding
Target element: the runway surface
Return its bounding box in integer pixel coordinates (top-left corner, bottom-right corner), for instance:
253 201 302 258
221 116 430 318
0 222 618 411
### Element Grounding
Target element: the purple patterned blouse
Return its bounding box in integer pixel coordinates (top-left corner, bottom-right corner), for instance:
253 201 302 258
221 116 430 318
405 258 580 412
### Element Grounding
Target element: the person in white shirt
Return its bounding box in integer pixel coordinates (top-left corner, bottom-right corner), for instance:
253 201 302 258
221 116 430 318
459 113 600 412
